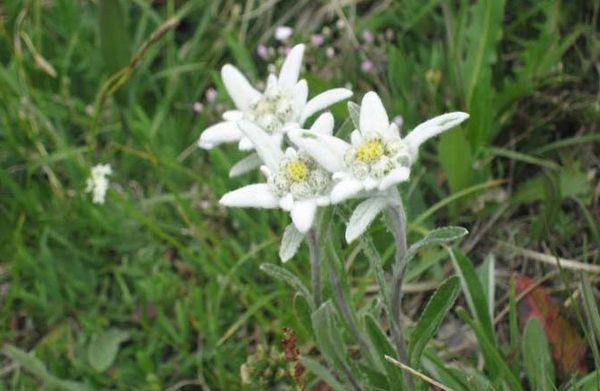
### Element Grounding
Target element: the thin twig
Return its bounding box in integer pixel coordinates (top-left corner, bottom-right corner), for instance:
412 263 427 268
497 241 600 273
307 228 322 307
384 355 453 391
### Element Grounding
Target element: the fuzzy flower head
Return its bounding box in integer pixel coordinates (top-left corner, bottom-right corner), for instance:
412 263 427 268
290 92 469 204
198 44 352 176
85 164 112 204
219 113 335 234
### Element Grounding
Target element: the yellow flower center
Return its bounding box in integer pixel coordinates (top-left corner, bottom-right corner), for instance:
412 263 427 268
356 140 384 163
286 160 309 182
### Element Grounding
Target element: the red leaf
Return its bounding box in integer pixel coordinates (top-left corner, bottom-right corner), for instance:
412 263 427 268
516 275 588 375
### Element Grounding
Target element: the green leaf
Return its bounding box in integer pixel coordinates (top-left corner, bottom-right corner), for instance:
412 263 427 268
450 249 495 342
364 314 404 388
438 127 473 194
2 345 87 391
522 317 555 390
508 275 521 375
581 274 600 349
294 293 314 336
300 356 346 391
260 263 313 309
311 301 347 368
567 369 600 391
408 276 460 365
347 101 360 129
88 328 130 372
223 32 256 79
457 308 522 390
477 254 495 321
405 227 468 263
463 0 505 107
99 0 131 75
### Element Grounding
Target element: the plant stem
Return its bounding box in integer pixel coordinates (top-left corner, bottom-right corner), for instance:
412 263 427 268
325 241 382 371
307 228 322 308
387 201 414 391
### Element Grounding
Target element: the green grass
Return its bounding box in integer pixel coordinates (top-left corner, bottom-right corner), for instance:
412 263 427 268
0 0 598 389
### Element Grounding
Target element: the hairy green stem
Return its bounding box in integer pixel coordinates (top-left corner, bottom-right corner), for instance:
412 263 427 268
325 241 382 371
307 228 322 308
388 202 414 391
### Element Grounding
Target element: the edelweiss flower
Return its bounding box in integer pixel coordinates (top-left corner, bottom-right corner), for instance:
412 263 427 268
197 44 352 176
289 91 469 242
220 113 335 240
85 163 112 204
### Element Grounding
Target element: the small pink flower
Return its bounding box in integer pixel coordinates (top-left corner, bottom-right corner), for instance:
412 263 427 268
275 26 293 41
282 46 291 56
361 30 374 44
193 102 203 114
361 59 374 73
205 88 217 102
393 115 403 128
311 34 325 47
256 44 268 60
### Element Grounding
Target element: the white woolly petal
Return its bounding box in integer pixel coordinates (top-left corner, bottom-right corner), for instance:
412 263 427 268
238 137 254 151
267 74 278 90
345 197 390 243
279 194 294 211
290 199 317 233
383 122 401 140
222 110 244 121
279 224 305 263
331 179 365 204
288 130 349 173
350 130 363 146
378 167 411 191
293 80 308 117
301 88 353 123
219 184 279 209
237 121 283 171
198 121 242 149
359 91 389 136
229 153 262 177
404 112 470 160
278 44 305 91
363 177 379 191
284 147 297 158
221 64 261 111
309 112 335 135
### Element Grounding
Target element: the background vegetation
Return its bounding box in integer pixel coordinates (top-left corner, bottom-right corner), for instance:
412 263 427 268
0 0 598 389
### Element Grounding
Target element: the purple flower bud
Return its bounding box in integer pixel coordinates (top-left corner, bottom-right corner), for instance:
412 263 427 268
256 44 268 60
205 88 217 102
193 102 204 114
361 59 374 73
393 115 403 128
311 34 325 47
275 26 293 41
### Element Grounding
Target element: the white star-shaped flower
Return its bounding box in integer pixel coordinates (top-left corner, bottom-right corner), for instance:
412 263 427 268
219 113 336 241
198 44 352 177
289 91 469 242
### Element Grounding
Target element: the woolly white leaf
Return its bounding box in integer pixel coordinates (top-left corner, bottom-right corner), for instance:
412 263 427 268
345 197 390 243
279 224 305 262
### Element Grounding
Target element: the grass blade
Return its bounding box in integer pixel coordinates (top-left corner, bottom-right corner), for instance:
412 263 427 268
522 317 555 390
